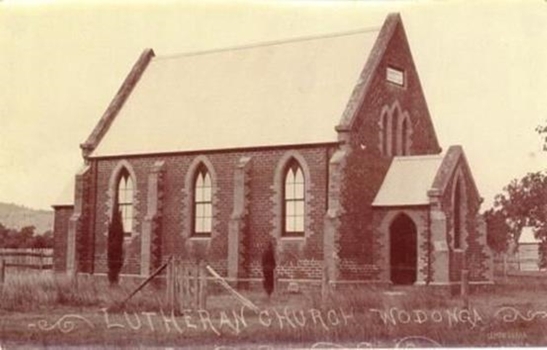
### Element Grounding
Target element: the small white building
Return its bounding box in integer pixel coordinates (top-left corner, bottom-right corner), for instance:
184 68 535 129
517 227 541 271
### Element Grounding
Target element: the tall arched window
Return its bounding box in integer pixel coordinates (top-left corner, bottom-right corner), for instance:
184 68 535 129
391 108 399 156
193 166 212 237
283 161 305 237
117 169 134 237
453 180 462 249
401 117 409 156
381 112 389 156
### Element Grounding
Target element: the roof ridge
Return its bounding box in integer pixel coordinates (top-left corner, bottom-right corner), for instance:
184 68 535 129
393 154 443 161
155 26 381 61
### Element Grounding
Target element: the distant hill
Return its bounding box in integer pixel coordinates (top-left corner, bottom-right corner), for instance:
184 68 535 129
0 202 54 234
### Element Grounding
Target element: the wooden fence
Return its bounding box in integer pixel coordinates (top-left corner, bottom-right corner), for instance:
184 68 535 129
0 248 53 270
166 259 208 311
118 257 259 313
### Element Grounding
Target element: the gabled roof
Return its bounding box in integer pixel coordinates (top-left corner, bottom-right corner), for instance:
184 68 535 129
85 16 406 158
373 154 444 206
373 146 481 207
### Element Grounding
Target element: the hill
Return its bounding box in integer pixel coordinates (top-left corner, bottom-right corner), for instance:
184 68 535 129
0 202 54 234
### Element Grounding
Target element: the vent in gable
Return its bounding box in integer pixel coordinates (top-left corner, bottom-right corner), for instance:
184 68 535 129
386 66 405 86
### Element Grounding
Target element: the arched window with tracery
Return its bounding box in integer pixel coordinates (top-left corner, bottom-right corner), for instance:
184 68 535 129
116 168 134 237
391 108 399 156
453 180 463 249
401 117 409 156
193 166 212 237
381 112 389 156
283 160 305 237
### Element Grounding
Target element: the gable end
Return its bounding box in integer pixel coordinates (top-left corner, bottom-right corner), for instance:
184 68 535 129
336 13 400 133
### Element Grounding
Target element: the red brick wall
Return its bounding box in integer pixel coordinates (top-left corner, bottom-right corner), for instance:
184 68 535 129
336 20 441 280
439 159 487 282
87 145 334 279
53 206 73 272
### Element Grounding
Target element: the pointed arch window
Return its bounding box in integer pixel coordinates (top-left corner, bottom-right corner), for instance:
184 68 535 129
391 108 399 156
117 169 134 237
381 112 389 156
283 161 305 237
401 117 409 156
193 166 212 237
454 180 462 249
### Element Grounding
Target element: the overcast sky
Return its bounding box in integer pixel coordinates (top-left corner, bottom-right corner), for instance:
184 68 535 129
1 0 546 211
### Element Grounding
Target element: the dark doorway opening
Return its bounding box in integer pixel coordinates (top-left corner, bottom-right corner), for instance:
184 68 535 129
390 214 417 285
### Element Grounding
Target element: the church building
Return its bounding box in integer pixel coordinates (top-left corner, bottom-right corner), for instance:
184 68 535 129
53 13 493 287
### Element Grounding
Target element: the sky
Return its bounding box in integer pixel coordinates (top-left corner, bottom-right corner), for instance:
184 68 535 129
1 0 547 211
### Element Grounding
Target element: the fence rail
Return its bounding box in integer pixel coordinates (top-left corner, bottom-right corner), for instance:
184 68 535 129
0 248 53 270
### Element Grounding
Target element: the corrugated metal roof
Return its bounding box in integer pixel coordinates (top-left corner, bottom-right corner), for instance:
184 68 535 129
373 155 443 207
91 27 381 157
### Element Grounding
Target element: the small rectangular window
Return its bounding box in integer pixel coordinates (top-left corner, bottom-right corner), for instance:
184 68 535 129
386 67 405 86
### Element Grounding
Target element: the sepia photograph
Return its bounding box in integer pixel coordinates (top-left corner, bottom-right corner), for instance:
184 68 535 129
1 0 547 348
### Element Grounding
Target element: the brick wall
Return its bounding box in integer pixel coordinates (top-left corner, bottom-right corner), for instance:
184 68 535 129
335 20 441 280
86 144 334 280
53 206 73 272
439 158 490 282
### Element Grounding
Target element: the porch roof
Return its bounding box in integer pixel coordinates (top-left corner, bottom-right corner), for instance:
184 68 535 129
372 154 443 207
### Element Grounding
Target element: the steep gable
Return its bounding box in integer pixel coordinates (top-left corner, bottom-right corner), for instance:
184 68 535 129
337 13 441 155
431 145 481 203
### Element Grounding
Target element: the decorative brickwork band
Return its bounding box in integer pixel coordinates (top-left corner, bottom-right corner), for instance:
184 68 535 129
228 157 252 281
141 161 165 276
67 165 90 276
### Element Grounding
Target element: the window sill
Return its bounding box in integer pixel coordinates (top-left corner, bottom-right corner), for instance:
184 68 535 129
280 235 305 240
190 235 212 240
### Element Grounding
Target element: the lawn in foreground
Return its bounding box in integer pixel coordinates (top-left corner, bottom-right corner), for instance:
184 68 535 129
0 272 547 348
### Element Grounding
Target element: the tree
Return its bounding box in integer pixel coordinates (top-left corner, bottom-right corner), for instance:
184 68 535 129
107 207 125 285
19 225 35 247
484 208 511 254
261 241 276 298
489 171 547 267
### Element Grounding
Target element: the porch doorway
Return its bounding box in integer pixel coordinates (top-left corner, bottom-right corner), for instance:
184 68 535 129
390 214 417 285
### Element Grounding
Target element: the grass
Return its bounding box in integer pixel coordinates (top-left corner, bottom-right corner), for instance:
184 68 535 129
0 271 547 347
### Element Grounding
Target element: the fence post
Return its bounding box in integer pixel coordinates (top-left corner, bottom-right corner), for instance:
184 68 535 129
274 268 278 296
0 259 5 284
503 252 507 281
461 269 469 309
166 259 173 311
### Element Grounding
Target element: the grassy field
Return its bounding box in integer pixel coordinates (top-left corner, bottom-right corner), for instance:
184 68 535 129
1 271 547 348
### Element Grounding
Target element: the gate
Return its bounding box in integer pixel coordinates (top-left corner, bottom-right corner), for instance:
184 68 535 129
165 259 207 311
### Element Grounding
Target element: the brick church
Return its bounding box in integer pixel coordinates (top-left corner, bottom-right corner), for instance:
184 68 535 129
53 13 493 287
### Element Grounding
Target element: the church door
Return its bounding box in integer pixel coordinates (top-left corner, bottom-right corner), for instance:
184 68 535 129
389 214 417 285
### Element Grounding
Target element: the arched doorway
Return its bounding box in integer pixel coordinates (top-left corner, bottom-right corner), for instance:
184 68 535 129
390 214 417 285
